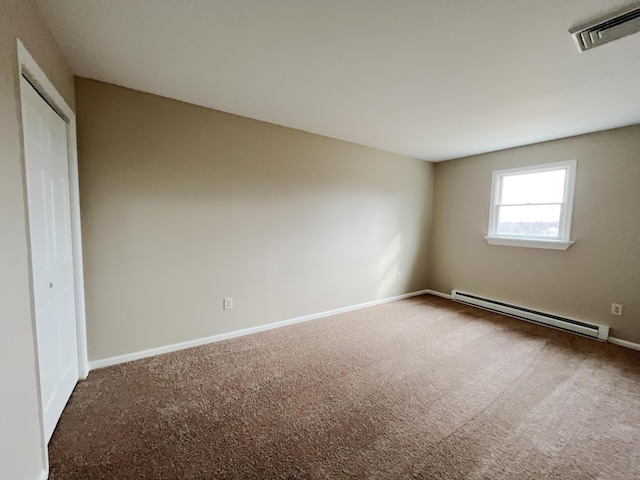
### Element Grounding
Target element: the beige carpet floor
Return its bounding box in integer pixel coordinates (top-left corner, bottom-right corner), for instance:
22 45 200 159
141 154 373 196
49 295 640 479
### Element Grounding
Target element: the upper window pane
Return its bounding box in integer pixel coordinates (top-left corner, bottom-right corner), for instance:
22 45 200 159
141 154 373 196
500 169 566 205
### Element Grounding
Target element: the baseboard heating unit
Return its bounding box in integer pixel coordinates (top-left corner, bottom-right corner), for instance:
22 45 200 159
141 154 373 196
451 290 609 340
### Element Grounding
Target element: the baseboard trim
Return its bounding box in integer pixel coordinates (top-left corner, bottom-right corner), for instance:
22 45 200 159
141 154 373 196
422 289 452 299
38 469 48 480
89 288 435 370
608 337 640 351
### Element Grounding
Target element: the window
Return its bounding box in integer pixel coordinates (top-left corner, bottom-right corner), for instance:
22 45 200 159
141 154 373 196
485 160 576 250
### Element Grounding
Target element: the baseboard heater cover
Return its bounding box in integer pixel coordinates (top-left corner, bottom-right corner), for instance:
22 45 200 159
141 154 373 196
451 290 609 340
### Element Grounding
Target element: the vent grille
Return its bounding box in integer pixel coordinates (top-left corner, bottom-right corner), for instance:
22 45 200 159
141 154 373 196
570 5 640 51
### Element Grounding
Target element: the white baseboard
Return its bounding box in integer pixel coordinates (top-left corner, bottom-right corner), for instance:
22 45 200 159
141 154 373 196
38 469 48 480
608 337 640 351
422 289 452 299
79 362 90 380
89 288 435 370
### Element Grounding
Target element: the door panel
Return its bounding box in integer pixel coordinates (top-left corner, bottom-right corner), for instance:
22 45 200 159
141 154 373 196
27 169 49 271
52 176 71 261
21 76 79 443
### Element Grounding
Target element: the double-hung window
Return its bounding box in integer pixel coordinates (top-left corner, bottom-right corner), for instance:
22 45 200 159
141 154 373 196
485 160 576 250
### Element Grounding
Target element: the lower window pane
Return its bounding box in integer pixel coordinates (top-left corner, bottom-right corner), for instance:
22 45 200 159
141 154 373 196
497 205 561 237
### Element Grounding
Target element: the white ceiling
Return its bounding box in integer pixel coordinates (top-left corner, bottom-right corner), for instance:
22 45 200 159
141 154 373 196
37 0 640 161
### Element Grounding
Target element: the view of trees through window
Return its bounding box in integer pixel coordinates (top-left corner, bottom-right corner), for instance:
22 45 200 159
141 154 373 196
497 219 559 236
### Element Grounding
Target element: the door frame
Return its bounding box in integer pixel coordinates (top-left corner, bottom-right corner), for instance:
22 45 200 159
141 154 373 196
17 38 88 444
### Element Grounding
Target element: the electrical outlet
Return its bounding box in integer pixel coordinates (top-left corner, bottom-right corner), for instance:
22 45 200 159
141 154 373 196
611 303 623 316
223 297 233 310
397 272 401 281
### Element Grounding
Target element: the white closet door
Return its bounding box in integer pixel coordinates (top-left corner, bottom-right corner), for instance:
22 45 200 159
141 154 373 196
21 76 79 443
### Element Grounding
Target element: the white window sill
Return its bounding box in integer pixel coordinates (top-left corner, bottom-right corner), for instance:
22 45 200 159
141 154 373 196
484 236 574 250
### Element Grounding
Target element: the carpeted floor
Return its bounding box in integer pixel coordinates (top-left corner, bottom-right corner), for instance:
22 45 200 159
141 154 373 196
49 295 640 479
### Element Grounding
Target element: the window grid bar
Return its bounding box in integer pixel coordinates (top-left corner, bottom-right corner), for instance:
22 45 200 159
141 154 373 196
496 202 564 208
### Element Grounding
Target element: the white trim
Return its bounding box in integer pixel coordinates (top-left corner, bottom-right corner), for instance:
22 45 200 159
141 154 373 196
38 469 48 480
486 159 577 248
17 39 87 473
17 40 89 378
609 337 640 351
422 289 453 299
484 236 574 250
90 289 433 370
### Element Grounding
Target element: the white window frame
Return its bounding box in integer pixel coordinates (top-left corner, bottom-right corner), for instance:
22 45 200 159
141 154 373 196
485 159 577 250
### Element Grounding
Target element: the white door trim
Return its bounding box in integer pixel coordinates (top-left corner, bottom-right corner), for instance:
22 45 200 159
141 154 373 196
17 37 88 452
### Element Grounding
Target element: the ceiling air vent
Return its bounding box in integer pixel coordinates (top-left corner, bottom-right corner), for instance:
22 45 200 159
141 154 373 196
570 4 640 52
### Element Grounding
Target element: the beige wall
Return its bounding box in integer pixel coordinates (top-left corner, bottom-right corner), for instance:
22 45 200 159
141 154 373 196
0 1 76 479
75 78 434 361
1 6 636 476
429 125 640 343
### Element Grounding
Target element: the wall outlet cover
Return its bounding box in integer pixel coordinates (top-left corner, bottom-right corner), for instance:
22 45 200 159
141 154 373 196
223 297 233 310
